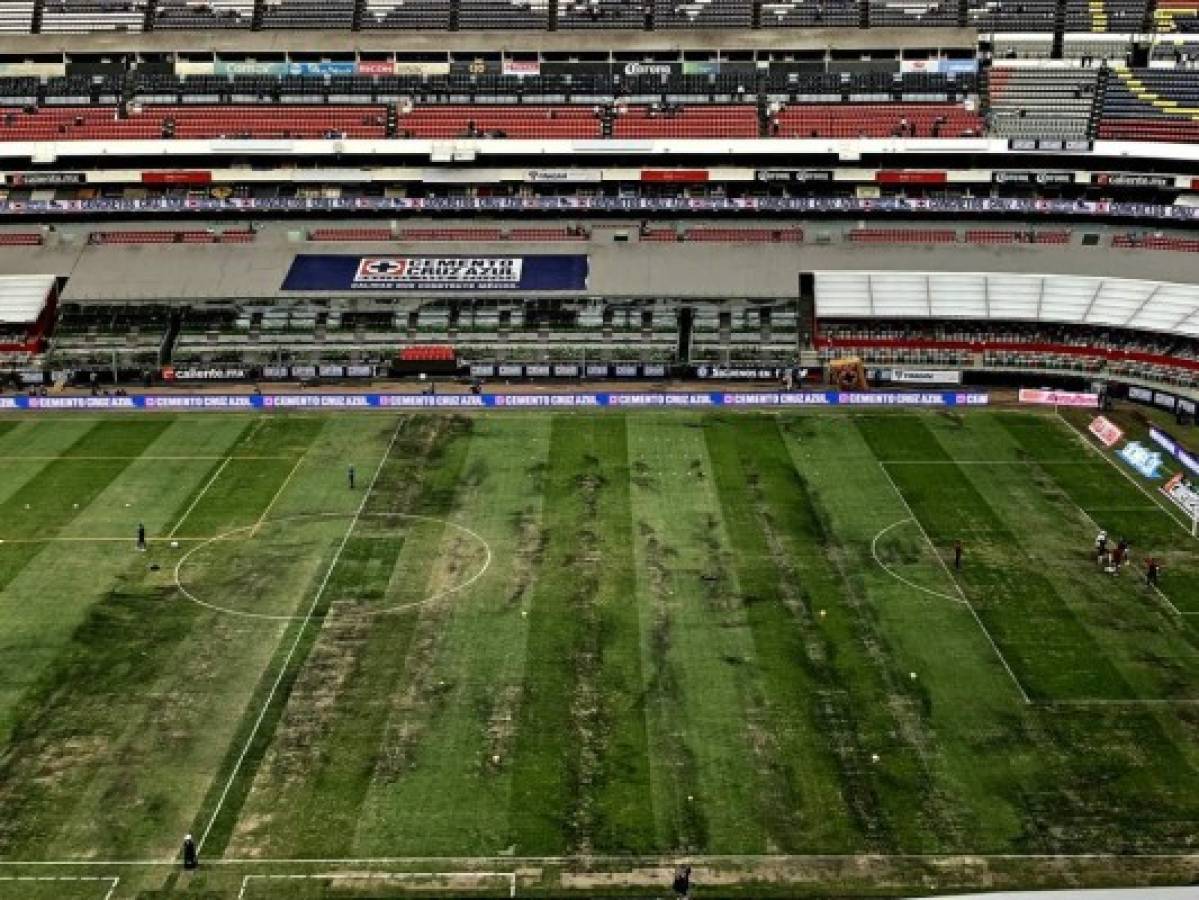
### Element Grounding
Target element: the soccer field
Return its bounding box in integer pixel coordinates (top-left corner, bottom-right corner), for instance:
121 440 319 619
0 408 1197 898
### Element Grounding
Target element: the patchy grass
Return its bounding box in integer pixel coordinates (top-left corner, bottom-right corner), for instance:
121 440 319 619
0 408 1197 897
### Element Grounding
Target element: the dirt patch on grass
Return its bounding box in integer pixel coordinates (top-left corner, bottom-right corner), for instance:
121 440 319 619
505 507 546 610
227 604 374 855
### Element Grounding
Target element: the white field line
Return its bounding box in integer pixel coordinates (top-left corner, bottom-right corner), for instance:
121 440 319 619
250 456 304 538
0 875 119 899
0 537 209 545
196 419 405 854
880 460 1093 465
1046 698 1199 706
1055 409 1198 615
878 462 1033 705
8 852 1199 866
3 456 293 461
869 518 965 605
167 457 233 539
237 871 517 900
1056 409 1194 536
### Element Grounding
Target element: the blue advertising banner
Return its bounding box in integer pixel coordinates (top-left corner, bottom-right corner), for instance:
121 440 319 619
1149 425 1199 478
1118 441 1165 480
281 254 589 292
1 391 989 411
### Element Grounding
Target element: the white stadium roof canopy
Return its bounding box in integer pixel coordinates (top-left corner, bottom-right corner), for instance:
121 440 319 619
815 271 1199 337
0 275 55 325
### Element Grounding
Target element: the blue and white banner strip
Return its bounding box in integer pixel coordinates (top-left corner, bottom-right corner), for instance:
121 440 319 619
0 391 989 411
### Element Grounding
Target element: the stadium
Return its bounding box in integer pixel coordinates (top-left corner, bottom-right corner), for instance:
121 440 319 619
1 1 1199 898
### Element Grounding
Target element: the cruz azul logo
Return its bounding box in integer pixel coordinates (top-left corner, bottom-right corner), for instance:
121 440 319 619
352 256 523 290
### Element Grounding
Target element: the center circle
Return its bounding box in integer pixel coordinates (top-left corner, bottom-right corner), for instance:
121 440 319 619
173 512 492 621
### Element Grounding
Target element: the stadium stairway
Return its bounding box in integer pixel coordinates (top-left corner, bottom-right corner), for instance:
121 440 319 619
31 0 44 31
160 309 182 365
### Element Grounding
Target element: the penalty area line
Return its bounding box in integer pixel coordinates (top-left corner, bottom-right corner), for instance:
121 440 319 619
167 456 233 539
195 419 405 855
0 875 119 900
250 455 305 538
237 871 517 900
878 462 1033 706
870 518 965 605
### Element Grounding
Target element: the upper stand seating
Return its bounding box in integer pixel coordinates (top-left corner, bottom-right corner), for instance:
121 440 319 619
458 0 550 27
0 105 389 140
0 0 34 32
397 105 601 138
1154 0 1199 31
869 0 959 26
986 67 1099 140
759 0 858 25
154 0 255 28
652 0 752 27
1099 68 1199 142
611 104 759 138
360 0 453 27
259 0 354 28
40 0 147 32
773 102 981 137
558 0 647 27
967 0 1057 31
1063 0 1147 31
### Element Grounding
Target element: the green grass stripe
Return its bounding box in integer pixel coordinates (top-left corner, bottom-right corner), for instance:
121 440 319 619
183 417 405 858
625 415 765 854
778 414 985 853
507 413 654 855
228 416 477 858
703 415 867 852
347 415 553 857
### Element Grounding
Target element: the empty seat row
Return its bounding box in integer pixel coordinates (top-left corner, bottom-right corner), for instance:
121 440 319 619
0 0 34 32
154 0 254 28
309 228 396 241
259 0 354 27
0 232 44 245
965 229 1072 244
558 0 647 27
1112 234 1199 251
0 105 388 140
849 228 957 243
360 0 452 26
40 0 147 32
458 0 550 27
987 67 1099 140
773 102 982 137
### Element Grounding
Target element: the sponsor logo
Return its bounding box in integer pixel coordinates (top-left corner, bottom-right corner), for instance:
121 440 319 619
992 170 1073 185
623 62 673 76
891 369 962 385
1119 441 1165 479
352 257 523 289
1018 388 1097 407
1163 473 1199 519
1092 173 1174 188
1088 415 1124 448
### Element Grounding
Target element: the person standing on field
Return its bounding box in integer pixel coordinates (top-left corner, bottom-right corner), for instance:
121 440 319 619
953 540 963 571
348 464 355 490
181 833 197 870
1147 557 1161 588
137 522 146 552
